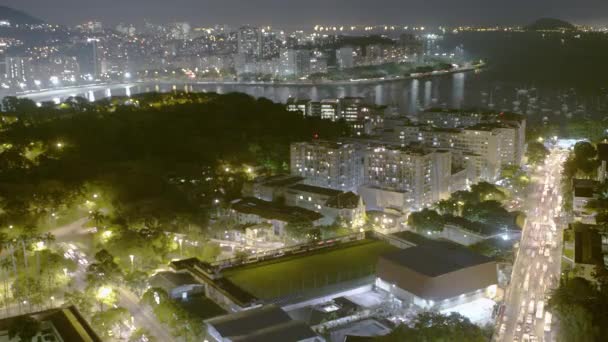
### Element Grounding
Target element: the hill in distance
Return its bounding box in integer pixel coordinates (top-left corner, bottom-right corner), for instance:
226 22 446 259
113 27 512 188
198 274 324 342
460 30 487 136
0 6 43 25
526 18 576 31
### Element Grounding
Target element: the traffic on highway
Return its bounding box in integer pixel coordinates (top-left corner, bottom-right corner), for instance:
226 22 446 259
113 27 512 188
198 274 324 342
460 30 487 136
497 146 569 342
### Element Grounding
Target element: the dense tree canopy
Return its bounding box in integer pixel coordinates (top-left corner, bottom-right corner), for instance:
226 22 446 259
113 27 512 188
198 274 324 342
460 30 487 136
408 209 445 233
526 141 549 165
0 91 347 231
547 276 608 342
376 312 489 342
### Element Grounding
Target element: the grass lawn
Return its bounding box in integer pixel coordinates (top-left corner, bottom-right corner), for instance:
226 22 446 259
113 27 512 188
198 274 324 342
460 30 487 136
223 239 398 299
563 248 574 260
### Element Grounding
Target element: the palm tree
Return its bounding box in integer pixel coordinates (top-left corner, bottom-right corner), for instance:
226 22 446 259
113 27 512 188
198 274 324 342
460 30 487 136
36 232 55 276
0 257 12 316
88 209 107 227
19 238 28 272
7 242 17 276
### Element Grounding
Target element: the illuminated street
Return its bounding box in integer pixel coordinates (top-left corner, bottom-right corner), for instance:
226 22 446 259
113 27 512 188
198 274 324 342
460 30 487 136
498 146 569 342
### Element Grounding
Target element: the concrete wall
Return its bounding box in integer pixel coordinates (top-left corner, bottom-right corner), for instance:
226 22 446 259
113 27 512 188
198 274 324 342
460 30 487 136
376 257 498 302
440 225 488 246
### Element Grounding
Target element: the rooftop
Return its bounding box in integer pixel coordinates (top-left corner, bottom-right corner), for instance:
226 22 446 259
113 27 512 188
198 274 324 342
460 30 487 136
232 197 323 223
570 223 604 266
423 108 525 123
379 242 494 277
261 175 304 187
573 178 598 198
232 320 319 342
597 143 608 162
206 304 318 342
149 271 199 291
286 98 311 105
292 139 353 150
0 306 102 342
288 183 343 197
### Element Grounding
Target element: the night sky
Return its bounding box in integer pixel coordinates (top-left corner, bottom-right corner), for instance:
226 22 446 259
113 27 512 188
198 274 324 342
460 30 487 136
4 0 608 28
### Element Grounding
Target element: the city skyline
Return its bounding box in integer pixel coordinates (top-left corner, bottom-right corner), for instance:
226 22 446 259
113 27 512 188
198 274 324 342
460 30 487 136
1 0 608 341
3 0 608 28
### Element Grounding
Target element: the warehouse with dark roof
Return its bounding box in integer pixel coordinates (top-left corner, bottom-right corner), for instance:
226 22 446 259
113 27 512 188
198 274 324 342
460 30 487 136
375 242 498 309
205 304 323 342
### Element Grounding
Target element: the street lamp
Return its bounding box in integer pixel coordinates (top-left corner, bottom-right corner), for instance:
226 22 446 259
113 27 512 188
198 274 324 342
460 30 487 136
96 286 113 311
129 254 134 272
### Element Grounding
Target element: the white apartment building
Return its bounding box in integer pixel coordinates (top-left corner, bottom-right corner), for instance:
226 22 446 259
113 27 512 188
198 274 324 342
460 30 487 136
384 121 523 182
290 140 364 192
417 110 526 168
358 146 452 211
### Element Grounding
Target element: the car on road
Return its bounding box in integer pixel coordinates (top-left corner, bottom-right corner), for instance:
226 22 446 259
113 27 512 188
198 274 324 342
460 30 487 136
526 314 533 324
544 312 552 332
536 301 545 319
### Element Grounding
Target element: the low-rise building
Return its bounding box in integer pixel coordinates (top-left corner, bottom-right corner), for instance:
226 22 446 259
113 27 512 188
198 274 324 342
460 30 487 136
572 178 599 224
566 223 605 281
230 197 324 236
375 243 498 310
0 306 101 342
597 142 608 183
205 304 324 342
320 99 339 121
149 271 205 299
285 183 366 227
287 98 311 115
242 174 304 201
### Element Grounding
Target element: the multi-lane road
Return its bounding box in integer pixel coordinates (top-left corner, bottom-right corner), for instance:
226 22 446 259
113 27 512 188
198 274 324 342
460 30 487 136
497 147 569 342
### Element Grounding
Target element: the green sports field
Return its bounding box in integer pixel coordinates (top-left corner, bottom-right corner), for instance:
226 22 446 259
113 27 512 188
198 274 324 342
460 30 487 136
223 239 398 299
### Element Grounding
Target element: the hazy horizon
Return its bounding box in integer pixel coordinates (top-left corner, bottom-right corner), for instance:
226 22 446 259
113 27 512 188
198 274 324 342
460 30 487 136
3 0 608 28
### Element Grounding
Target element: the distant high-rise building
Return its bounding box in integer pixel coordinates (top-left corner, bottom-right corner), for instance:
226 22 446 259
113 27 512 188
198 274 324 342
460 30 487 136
169 22 191 40
237 26 262 58
1 56 28 81
115 24 136 36
279 49 294 76
260 29 283 59
72 39 100 78
336 47 354 69
79 21 103 33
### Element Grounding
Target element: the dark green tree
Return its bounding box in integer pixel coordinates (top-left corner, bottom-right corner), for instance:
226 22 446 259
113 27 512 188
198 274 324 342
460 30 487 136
376 312 488 342
8 315 41 341
547 277 608 342
408 209 445 233
527 141 549 165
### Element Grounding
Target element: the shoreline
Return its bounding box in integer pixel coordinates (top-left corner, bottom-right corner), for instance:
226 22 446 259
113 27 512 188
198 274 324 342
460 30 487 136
7 64 483 100
167 64 484 87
